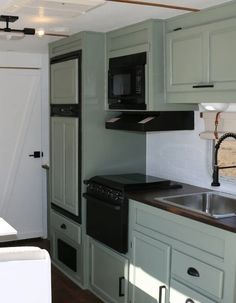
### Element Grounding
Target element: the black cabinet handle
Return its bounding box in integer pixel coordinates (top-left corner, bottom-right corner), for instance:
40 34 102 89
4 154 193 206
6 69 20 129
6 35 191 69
60 223 67 230
159 285 166 303
187 267 200 277
192 84 214 88
119 277 125 297
186 299 195 303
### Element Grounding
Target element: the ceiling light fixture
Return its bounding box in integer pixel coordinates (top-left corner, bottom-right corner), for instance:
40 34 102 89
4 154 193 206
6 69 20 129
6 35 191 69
106 0 200 12
0 15 70 39
0 15 35 39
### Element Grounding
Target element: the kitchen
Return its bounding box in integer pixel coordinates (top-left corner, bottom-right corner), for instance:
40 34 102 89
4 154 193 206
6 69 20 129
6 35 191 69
1 0 236 303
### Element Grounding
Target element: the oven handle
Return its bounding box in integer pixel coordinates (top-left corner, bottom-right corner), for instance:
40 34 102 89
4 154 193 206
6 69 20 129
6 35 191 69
83 193 121 210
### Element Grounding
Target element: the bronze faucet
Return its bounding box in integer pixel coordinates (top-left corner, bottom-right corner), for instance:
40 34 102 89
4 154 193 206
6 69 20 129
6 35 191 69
211 132 236 186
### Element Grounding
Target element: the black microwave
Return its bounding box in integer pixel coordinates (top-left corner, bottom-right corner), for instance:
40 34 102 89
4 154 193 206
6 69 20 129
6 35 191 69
108 52 146 110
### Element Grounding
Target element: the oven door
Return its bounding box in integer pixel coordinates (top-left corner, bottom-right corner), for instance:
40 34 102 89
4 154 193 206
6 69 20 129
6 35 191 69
85 194 128 253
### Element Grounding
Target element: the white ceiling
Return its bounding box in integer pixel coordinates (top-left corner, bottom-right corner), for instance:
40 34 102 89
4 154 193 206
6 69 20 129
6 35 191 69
0 0 233 53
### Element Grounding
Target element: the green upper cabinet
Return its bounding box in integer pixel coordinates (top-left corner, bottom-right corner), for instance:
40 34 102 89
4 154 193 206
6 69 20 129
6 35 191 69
166 27 206 93
106 19 196 111
166 18 236 103
50 59 78 104
209 19 236 90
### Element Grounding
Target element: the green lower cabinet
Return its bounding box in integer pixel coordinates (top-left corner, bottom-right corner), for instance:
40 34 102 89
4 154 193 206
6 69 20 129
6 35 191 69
129 199 236 303
89 239 129 303
129 231 170 303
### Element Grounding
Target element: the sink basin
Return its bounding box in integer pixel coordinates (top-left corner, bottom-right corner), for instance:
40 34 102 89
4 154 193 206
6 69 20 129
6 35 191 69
156 192 236 219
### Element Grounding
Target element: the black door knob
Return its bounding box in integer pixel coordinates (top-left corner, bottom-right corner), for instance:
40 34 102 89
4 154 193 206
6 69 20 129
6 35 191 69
29 151 42 158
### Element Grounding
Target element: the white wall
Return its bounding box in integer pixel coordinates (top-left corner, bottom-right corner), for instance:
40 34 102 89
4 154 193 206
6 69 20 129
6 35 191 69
147 111 236 195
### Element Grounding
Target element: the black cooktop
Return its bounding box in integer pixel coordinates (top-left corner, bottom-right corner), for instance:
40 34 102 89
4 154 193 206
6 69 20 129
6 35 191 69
89 173 181 191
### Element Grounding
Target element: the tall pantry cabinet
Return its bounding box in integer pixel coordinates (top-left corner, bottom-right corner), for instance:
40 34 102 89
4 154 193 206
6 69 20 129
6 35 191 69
49 32 146 287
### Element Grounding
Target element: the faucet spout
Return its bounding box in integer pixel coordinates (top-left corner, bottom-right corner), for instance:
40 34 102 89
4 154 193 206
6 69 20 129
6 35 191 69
211 132 236 187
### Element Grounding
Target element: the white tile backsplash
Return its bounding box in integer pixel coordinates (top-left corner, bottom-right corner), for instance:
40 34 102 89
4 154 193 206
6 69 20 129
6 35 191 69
146 111 236 195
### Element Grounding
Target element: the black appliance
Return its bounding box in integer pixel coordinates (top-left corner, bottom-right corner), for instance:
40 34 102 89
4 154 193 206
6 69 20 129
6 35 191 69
108 52 146 110
106 111 194 132
84 173 181 253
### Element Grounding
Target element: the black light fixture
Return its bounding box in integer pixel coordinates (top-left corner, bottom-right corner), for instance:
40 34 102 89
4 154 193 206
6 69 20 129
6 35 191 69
0 15 69 39
0 15 35 40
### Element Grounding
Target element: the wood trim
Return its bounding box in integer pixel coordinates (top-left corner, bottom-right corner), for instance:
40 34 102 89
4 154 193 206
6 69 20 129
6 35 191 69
106 0 200 12
45 33 69 37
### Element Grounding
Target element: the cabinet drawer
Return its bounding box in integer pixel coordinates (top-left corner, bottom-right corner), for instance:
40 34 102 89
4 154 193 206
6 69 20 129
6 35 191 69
51 210 81 244
133 204 225 258
170 279 217 303
171 250 223 300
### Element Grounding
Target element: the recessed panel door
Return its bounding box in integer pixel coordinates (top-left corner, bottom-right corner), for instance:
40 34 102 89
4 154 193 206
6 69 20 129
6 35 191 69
51 117 78 215
209 19 236 90
129 231 170 303
166 28 206 92
51 59 78 104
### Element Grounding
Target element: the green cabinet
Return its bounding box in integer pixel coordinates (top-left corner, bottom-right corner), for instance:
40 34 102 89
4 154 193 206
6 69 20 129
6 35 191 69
166 18 236 103
89 239 129 303
129 231 170 303
50 209 82 284
106 19 195 111
51 117 79 216
50 59 78 104
166 27 206 93
129 199 236 303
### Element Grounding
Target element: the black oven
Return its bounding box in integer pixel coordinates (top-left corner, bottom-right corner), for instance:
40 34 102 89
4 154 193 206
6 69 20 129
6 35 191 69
108 52 146 110
84 184 128 253
84 174 180 254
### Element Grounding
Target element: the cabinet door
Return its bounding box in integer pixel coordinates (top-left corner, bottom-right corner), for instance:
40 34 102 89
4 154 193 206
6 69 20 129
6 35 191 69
50 59 78 104
209 19 236 91
89 240 129 303
129 231 170 303
166 27 207 93
51 117 79 215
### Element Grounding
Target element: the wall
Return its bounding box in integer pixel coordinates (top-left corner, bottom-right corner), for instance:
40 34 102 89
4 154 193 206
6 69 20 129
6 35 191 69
146 110 236 195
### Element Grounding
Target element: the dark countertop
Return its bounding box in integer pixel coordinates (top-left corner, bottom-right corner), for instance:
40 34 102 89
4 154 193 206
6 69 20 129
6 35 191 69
127 182 236 233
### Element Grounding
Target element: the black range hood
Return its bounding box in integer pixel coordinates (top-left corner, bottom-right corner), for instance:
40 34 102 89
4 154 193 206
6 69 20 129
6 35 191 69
106 111 194 132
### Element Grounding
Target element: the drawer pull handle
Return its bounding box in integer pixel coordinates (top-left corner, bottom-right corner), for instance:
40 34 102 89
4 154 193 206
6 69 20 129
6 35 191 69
159 285 166 303
187 267 200 277
119 276 125 297
60 223 67 230
186 299 194 303
192 84 214 88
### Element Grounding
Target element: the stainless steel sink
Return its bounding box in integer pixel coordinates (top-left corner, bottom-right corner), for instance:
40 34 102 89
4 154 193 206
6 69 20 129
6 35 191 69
156 192 236 219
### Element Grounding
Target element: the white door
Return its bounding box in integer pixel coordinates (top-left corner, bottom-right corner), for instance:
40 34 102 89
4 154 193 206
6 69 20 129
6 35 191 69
0 68 44 239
